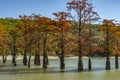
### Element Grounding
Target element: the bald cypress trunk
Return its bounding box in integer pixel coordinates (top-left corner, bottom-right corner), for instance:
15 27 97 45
12 33 17 66
34 53 37 65
23 53 27 65
88 56 91 70
60 42 65 69
106 54 110 70
23 34 28 65
2 47 7 64
43 33 48 68
28 46 32 68
105 25 111 70
2 55 7 64
78 29 83 71
115 54 119 69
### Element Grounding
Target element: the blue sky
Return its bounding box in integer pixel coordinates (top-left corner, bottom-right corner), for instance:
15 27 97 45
0 0 120 22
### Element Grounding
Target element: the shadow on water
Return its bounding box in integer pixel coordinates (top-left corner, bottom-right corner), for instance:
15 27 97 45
0 58 117 74
0 66 113 74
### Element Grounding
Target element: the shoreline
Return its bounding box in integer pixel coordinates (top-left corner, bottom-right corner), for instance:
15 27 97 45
0 55 79 60
0 55 118 60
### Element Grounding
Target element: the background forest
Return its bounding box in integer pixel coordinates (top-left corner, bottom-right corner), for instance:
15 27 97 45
0 0 120 70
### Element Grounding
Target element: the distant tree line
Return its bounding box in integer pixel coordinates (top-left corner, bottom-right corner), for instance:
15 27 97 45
0 0 120 71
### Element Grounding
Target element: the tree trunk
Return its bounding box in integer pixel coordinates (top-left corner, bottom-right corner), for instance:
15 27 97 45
105 25 110 70
36 37 41 66
78 57 83 71
36 53 41 65
88 23 92 71
106 54 111 70
12 53 16 66
115 54 119 69
88 56 91 70
23 30 28 65
60 55 65 69
12 44 17 66
115 40 119 69
2 55 7 64
28 47 32 68
34 53 41 65
12 33 17 66
34 53 37 65
78 15 83 71
2 47 7 64
78 34 83 71
60 41 65 69
43 33 48 68
43 53 47 68
46 53 49 65
23 52 27 65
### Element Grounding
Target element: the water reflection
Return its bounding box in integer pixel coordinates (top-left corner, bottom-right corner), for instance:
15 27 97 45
0 58 120 80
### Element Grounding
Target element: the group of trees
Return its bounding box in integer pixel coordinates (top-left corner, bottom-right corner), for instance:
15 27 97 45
0 0 120 71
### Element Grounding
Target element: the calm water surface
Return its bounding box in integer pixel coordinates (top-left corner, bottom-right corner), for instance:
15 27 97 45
0 57 120 80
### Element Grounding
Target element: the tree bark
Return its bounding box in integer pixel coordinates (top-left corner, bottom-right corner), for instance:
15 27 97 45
78 30 83 71
43 52 47 68
43 33 48 68
105 25 111 70
2 55 7 64
46 54 49 65
12 53 16 66
23 29 28 65
34 53 37 65
88 56 91 70
115 54 119 69
2 47 7 64
12 34 17 66
23 52 27 65
106 54 110 70
78 10 83 71
36 53 41 65
78 57 83 71
60 54 65 69
28 47 32 68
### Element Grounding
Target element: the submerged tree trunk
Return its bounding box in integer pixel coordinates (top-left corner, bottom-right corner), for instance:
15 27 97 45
2 47 7 64
60 54 65 69
78 56 83 71
23 34 28 65
12 35 17 66
55 49 65 70
115 54 119 69
88 56 91 70
23 30 28 65
12 53 16 66
43 52 47 68
23 51 27 65
60 40 65 69
36 53 40 65
2 55 7 64
78 29 83 71
43 33 48 68
115 40 119 69
105 25 111 70
106 54 110 70
34 53 37 65
36 36 41 65
88 25 91 71
34 53 41 65
28 46 32 68
46 54 49 65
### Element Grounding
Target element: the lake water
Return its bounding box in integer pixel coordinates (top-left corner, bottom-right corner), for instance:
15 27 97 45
0 57 120 80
